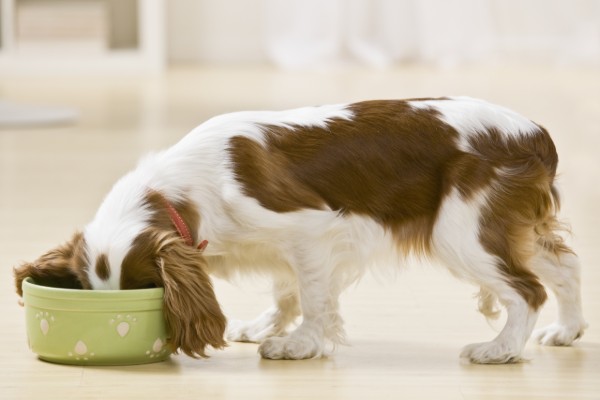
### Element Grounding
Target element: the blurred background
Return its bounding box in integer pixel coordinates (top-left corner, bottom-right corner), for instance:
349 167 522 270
2 0 599 72
0 0 598 112
0 0 598 128
169 0 600 68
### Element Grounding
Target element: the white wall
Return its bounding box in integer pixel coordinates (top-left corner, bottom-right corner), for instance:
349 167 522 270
166 0 600 67
167 0 265 63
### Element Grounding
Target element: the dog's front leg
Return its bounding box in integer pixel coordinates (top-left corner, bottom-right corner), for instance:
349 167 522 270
227 278 301 343
258 250 343 360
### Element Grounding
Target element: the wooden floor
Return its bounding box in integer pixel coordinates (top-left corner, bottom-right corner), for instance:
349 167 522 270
1 65 599 399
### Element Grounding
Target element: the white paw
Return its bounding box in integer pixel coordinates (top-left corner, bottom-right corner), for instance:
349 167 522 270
227 318 277 343
259 335 322 360
460 341 523 364
533 322 586 346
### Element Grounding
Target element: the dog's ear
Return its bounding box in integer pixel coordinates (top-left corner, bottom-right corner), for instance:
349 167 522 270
14 232 89 296
156 234 227 358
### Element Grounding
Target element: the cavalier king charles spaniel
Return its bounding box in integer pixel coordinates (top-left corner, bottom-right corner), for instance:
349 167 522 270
14 97 586 363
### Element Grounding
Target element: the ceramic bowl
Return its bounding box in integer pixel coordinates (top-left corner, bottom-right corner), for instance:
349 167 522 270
22 278 171 365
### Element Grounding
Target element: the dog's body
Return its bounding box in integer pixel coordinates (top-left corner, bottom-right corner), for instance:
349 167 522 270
15 97 586 363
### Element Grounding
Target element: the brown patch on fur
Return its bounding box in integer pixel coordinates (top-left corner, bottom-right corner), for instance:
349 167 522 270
120 191 226 357
144 189 201 244
445 152 496 199
95 254 110 281
120 229 164 290
471 128 557 310
228 137 326 212
122 229 227 357
14 232 91 296
156 232 227 358
229 99 465 254
120 189 201 289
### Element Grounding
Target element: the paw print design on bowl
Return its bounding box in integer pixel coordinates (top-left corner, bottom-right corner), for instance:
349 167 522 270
109 314 137 337
67 340 95 361
35 312 54 336
146 338 168 359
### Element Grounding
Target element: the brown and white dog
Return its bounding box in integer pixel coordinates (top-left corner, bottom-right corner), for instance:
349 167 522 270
14 97 586 363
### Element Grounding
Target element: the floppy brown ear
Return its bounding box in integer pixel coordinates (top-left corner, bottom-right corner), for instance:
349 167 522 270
14 232 90 296
156 234 227 358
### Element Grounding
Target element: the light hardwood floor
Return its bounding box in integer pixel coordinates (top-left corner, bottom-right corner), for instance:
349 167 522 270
1 65 599 399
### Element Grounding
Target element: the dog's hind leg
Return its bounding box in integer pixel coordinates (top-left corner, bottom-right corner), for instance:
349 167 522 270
227 277 301 343
433 189 544 364
460 286 541 364
531 234 587 346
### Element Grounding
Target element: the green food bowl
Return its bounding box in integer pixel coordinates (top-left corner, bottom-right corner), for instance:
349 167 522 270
22 278 171 365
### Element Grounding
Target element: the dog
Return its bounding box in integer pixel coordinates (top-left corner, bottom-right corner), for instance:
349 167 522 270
14 97 587 363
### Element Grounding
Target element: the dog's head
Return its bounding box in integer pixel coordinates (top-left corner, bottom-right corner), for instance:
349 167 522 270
14 190 226 358
14 231 91 294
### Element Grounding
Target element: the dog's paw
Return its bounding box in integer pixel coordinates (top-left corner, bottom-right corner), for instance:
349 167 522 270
532 322 587 346
460 341 523 364
258 335 322 360
227 319 276 343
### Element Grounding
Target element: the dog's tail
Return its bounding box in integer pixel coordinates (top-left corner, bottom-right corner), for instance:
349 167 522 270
475 288 501 320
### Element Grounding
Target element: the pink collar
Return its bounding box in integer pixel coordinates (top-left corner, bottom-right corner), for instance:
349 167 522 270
160 195 208 251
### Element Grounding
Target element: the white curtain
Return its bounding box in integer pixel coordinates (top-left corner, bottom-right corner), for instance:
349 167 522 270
264 0 600 68
168 0 600 68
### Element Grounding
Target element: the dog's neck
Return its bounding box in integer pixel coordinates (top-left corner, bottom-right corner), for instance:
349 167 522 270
154 190 208 251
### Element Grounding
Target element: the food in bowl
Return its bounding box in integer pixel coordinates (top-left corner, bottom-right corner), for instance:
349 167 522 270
22 277 171 365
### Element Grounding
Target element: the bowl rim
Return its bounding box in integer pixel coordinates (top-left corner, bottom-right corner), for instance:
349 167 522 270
23 277 164 301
